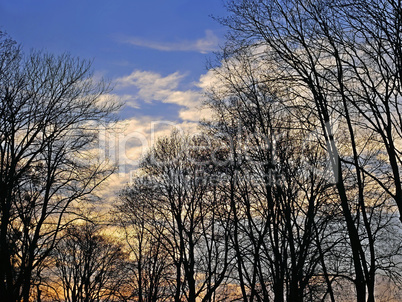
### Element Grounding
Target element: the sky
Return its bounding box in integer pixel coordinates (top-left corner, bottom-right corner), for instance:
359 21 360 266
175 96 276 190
0 0 228 121
0 0 229 196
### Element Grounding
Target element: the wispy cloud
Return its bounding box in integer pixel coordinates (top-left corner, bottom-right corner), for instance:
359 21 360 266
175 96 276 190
119 30 219 54
98 93 141 109
115 70 213 121
115 70 185 101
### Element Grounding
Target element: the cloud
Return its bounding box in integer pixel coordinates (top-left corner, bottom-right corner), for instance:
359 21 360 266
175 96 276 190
119 30 219 54
115 70 185 102
115 70 208 119
94 68 227 202
97 93 140 109
96 116 202 202
96 68 222 198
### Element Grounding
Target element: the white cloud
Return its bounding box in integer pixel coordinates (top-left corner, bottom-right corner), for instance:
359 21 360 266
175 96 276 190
164 90 201 107
197 69 222 90
97 93 140 109
117 94 141 109
95 68 224 201
115 70 185 102
178 106 214 122
119 30 219 54
96 116 202 201
115 70 207 117
116 70 183 91
99 116 201 170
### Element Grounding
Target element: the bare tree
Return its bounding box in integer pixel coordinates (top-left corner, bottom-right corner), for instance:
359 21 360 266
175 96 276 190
216 1 402 300
0 32 119 302
117 188 175 302
43 223 128 302
118 131 232 302
203 47 339 301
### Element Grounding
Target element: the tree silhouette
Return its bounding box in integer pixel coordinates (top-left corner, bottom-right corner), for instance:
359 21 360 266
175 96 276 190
0 32 118 302
45 223 128 302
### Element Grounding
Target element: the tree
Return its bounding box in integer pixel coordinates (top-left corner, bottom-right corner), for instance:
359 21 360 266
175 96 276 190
118 131 232 302
0 32 119 302
43 223 128 302
117 188 175 302
203 47 338 301
218 0 402 300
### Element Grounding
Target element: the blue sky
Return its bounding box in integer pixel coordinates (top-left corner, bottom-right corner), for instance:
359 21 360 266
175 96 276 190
0 0 229 192
0 0 228 120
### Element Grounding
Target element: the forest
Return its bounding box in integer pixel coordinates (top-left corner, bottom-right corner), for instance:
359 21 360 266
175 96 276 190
1 0 402 301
